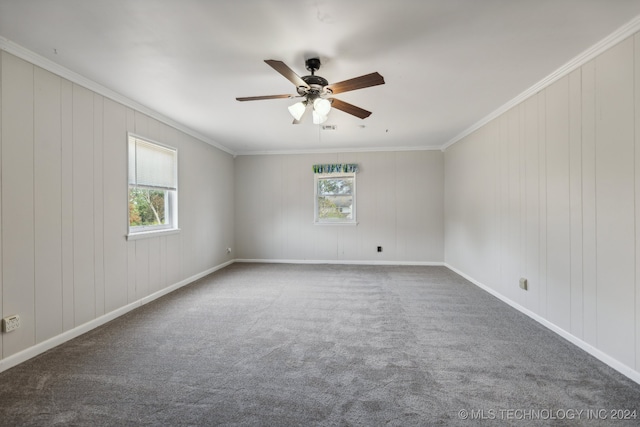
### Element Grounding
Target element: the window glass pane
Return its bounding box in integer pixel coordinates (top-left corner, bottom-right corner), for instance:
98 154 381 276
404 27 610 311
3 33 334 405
318 195 353 220
129 187 168 227
318 177 353 195
315 173 356 224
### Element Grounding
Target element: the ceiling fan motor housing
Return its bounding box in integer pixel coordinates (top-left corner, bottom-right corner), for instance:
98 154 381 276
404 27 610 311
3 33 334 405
298 58 331 98
298 76 329 97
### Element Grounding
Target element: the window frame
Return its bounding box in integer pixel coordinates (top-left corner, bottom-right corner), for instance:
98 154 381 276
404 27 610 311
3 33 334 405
127 133 179 240
314 172 357 225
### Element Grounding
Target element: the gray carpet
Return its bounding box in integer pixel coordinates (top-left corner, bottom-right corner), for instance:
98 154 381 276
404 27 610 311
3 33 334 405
0 263 639 426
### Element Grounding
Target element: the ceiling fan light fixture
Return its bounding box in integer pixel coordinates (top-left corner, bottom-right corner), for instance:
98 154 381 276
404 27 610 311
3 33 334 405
237 58 384 123
288 101 306 121
312 110 328 125
313 98 331 116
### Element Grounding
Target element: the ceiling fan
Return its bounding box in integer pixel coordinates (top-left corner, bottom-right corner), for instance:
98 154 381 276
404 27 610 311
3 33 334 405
236 58 384 124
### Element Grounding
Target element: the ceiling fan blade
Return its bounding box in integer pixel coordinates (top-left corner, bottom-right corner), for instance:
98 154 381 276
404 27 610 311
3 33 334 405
236 94 294 101
265 60 309 88
326 72 385 95
331 98 372 119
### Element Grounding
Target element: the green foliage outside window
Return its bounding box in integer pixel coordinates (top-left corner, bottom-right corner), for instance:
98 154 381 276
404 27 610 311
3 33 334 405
318 178 353 196
318 196 351 219
129 187 166 227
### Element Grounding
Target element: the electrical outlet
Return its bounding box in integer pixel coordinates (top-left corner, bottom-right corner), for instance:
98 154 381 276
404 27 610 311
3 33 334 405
377 246 382 253
226 247 232 254
2 315 20 333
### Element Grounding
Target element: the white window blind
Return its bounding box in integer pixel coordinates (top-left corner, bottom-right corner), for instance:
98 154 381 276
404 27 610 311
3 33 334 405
128 136 177 190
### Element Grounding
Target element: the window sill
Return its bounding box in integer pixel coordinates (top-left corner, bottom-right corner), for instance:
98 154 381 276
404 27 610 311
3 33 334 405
126 228 181 241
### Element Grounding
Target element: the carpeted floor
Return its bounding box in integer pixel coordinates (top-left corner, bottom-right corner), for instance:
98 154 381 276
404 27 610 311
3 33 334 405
0 263 639 426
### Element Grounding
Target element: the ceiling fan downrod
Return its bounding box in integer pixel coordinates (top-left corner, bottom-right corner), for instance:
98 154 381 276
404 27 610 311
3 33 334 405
305 57 321 74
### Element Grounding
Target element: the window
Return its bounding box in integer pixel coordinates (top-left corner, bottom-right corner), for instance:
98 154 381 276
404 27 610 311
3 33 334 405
314 173 356 224
127 134 178 237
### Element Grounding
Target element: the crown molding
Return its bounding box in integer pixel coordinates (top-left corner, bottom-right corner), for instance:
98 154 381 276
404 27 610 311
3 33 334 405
441 13 640 151
0 36 236 156
235 144 442 156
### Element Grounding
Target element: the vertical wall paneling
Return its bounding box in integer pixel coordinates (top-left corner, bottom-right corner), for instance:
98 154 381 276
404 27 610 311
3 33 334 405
523 95 540 313
148 237 161 294
281 155 314 260
594 38 635 366
1 54 35 356
488 122 500 289
178 138 192 274
362 152 397 261
487 121 499 289
0 51 3 359
160 236 167 290
518 103 527 307
446 35 640 377
235 151 444 263
34 66 63 342
568 69 584 338
538 90 548 319
443 35 640 380
248 156 283 259
72 84 96 326
424 150 445 262
354 152 376 259
635 33 640 372
395 151 442 262
165 233 181 288
498 113 509 295
93 94 105 317
507 107 521 300
135 239 150 299
60 78 74 332
581 60 598 346
545 76 571 331
443 140 468 275
188 139 215 273
0 51 235 366
395 152 413 260
103 99 128 312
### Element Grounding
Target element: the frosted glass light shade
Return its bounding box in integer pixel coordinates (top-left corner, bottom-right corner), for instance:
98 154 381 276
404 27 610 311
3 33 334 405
288 101 306 121
313 98 331 115
312 110 328 124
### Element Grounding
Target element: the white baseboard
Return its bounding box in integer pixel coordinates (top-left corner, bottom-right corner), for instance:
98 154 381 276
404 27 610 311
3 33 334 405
0 259 235 374
444 263 640 386
235 258 444 266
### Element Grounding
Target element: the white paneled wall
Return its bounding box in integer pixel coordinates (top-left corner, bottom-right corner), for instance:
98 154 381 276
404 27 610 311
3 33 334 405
444 35 640 379
235 151 444 263
0 51 235 364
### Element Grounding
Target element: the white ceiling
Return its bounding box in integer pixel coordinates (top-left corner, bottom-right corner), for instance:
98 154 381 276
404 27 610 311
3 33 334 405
2 0 640 154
